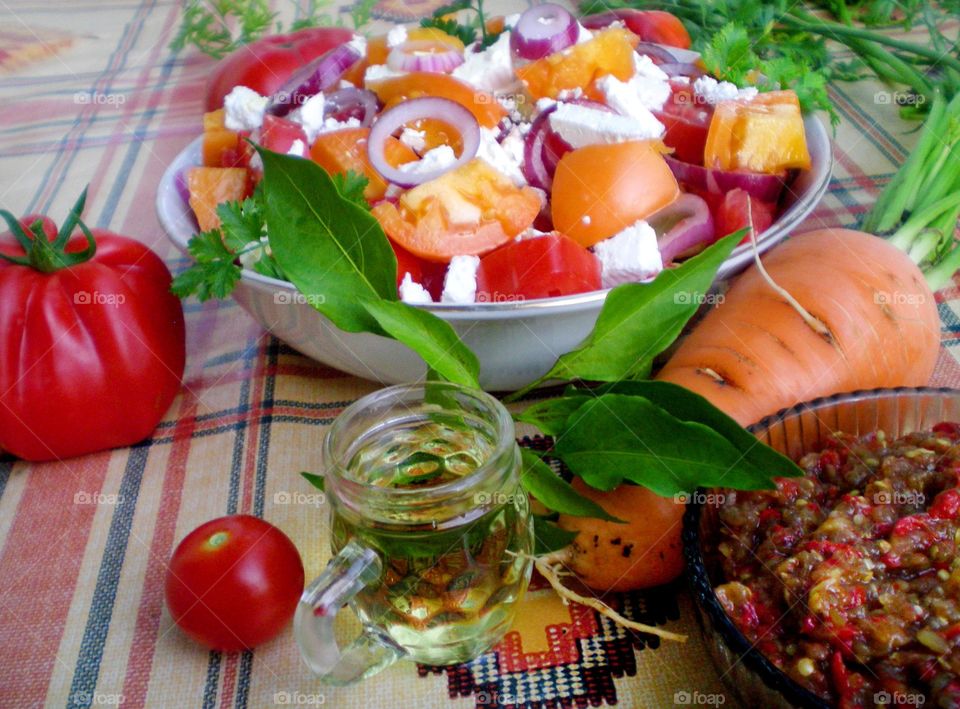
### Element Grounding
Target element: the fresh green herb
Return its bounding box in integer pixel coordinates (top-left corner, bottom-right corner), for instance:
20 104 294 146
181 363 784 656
864 91 960 290
258 147 480 388
301 471 325 491
508 231 744 400
332 171 372 209
362 299 480 388
172 0 372 58
170 227 245 301
514 396 590 437
171 0 277 59
520 449 624 522
533 516 579 555
551 394 785 497
421 0 505 50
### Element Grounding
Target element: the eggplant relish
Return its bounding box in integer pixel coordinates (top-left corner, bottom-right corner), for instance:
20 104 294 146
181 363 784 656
714 424 960 708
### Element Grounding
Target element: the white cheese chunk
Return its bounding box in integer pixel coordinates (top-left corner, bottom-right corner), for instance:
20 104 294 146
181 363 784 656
296 93 326 143
593 220 663 288
693 75 758 105
441 255 481 304
364 63 407 84
596 54 671 116
452 32 517 94
386 25 408 49
476 127 527 186
223 86 269 131
346 34 367 57
576 24 594 45
399 273 434 304
549 102 664 148
286 139 307 158
399 127 427 153
396 144 458 177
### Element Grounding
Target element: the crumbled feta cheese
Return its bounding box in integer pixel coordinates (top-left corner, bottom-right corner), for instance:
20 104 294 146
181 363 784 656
549 102 663 148
557 87 584 101
693 75 758 105
597 54 671 116
476 127 527 186
338 79 355 90
319 116 362 135
364 64 406 84
452 32 517 94
576 24 594 45
399 273 434 304
536 97 558 113
223 86 269 131
397 144 458 178
286 139 307 158
347 34 367 57
441 255 481 304
593 221 663 288
399 127 427 153
633 53 669 82
296 93 326 143
386 25 408 49
516 227 551 241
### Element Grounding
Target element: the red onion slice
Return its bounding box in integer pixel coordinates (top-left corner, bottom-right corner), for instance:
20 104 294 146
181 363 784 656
324 87 379 127
266 44 362 117
387 41 464 73
511 4 579 60
522 105 558 190
648 193 715 264
664 155 785 203
658 62 704 79
632 41 682 65
367 97 480 188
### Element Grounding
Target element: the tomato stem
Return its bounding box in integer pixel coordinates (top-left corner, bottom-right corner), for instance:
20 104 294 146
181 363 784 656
0 187 98 273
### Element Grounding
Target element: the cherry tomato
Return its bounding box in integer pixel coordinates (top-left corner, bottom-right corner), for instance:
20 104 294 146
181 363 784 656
581 10 692 49
551 141 679 247
205 27 355 111
259 115 308 155
653 82 713 165
165 515 304 652
476 234 601 302
714 188 776 242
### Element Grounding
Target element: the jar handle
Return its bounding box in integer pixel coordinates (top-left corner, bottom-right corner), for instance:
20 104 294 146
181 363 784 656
294 539 406 685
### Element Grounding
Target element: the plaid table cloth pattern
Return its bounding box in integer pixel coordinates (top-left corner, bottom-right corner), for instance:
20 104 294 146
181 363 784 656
1 2 959 708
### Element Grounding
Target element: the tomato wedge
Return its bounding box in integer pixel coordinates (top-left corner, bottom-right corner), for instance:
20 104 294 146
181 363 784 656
476 234 601 302
653 83 713 166
552 141 679 247
372 159 542 263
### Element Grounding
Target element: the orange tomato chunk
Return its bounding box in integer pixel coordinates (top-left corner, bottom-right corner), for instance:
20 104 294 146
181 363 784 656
551 141 679 247
310 127 417 201
187 167 252 232
703 90 811 173
515 27 639 101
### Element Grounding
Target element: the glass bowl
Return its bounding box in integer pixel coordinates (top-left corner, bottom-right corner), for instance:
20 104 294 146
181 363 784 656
682 387 960 709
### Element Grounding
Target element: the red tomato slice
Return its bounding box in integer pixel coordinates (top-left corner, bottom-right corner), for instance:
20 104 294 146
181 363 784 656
259 115 308 154
654 82 713 166
476 234 601 302
714 188 776 243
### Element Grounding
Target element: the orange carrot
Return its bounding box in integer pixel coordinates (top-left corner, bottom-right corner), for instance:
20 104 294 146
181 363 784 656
657 228 941 426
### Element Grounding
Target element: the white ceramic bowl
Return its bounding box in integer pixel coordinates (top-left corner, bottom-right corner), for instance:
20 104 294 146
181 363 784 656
157 116 832 391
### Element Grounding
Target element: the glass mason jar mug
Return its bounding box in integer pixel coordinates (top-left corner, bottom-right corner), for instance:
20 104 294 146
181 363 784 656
295 383 534 684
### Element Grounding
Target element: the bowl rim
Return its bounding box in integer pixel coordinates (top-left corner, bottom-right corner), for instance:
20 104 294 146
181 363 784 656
158 115 832 318
682 385 960 709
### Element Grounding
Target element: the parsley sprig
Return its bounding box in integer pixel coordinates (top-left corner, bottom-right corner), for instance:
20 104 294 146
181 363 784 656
171 170 369 301
421 0 506 50
171 0 377 59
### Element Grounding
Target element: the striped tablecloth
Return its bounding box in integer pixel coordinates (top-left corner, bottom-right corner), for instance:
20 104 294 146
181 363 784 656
1 2 958 708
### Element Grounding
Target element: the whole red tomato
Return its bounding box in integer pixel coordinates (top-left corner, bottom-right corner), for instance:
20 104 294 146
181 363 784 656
205 27 355 111
0 196 185 461
165 515 305 652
